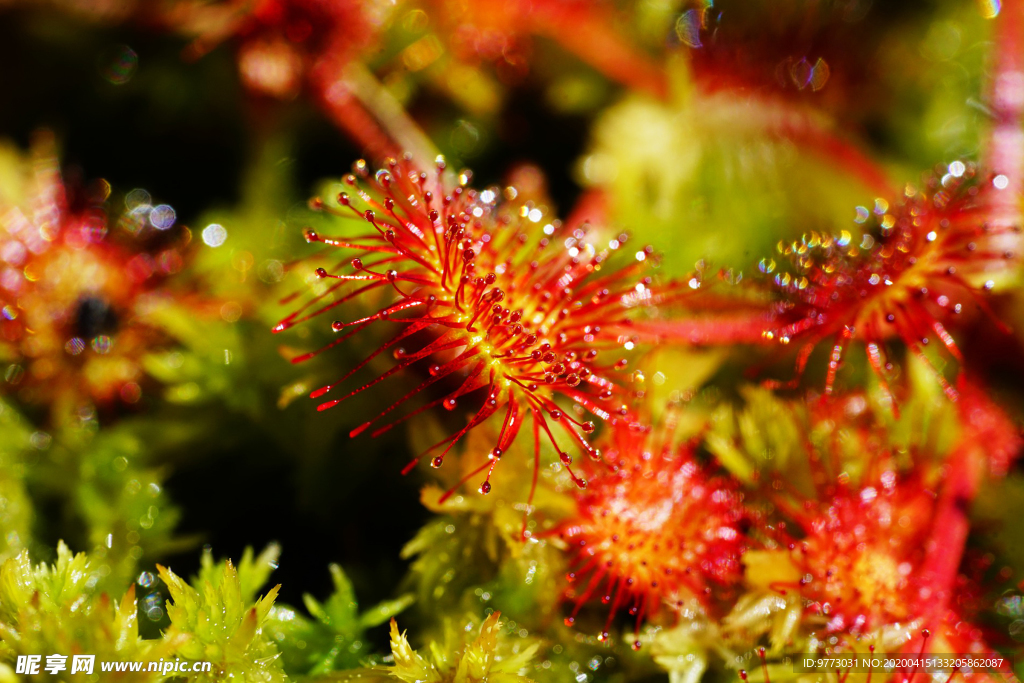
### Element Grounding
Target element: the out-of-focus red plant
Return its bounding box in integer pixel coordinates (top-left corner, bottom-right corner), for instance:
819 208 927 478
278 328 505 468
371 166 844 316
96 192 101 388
0 133 190 415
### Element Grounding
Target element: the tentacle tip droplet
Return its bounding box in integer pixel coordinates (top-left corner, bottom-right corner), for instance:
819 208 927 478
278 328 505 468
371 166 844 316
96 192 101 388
349 421 371 437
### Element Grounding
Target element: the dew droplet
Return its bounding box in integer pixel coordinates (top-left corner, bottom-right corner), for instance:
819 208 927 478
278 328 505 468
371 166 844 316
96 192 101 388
202 223 228 247
443 397 457 411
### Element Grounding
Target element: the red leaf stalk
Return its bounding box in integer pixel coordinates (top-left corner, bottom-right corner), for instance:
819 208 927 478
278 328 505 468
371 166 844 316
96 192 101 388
985 0 1024 237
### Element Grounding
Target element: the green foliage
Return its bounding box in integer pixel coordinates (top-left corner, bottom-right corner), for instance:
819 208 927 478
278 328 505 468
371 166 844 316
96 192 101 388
579 59 873 276
141 300 257 414
334 612 539 683
159 548 286 682
72 428 185 594
188 134 300 311
389 612 538 683
706 363 960 491
24 423 185 596
402 511 504 609
876 2 990 165
0 542 177 682
400 472 569 625
0 400 33 563
706 386 807 485
0 542 412 682
266 563 412 677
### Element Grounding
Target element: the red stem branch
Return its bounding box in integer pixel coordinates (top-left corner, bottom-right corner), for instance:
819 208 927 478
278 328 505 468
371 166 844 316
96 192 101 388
919 4 1024 620
985 1 1024 232
532 5 668 100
